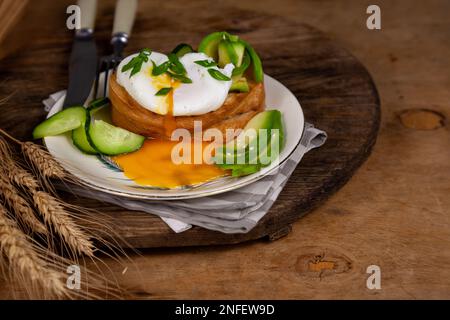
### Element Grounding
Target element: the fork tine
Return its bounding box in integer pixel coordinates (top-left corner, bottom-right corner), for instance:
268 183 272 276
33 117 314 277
103 59 111 98
93 58 103 100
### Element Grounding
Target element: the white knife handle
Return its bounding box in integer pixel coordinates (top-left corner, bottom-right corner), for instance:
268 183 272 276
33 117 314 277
112 0 138 36
78 0 97 31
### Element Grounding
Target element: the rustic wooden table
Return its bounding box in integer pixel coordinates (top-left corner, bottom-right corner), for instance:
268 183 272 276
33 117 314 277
1 0 449 299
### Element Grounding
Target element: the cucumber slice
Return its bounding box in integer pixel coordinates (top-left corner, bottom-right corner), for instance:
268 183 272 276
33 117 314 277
72 118 97 154
198 31 226 61
239 40 264 83
230 76 249 93
33 106 86 139
87 120 145 156
72 98 110 154
171 43 194 57
218 40 238 67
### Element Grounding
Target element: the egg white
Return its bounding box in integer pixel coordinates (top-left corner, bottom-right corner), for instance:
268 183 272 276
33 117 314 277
116 52 234 116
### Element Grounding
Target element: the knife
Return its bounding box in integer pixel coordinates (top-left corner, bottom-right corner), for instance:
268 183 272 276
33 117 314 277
63 0 98 108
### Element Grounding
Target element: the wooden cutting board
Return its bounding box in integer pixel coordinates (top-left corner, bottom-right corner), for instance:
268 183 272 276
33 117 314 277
0 3 380 248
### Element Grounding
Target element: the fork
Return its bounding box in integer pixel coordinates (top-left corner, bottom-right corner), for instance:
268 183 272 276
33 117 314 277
94 0 138 98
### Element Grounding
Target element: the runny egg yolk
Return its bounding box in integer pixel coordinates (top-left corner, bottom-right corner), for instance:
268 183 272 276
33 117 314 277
113 139 227 189
147 67 179 136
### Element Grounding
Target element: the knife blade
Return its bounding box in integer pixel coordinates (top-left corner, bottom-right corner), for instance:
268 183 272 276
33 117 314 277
63 0 98 108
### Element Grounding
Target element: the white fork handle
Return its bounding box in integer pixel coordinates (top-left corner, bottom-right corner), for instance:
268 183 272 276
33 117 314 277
112 0 138 37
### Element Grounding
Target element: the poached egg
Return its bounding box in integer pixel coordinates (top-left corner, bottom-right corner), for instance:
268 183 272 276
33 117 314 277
116 52 234 116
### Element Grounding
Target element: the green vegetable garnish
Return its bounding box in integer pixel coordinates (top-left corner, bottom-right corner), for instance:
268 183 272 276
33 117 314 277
171 43 194 57
168 72 193 83
121 48 152 78
194 60 217 67
155 87 172 96
168 53 186 75
213 110 284 176
232 52 250 77
207 68 231 81
151 60 170 76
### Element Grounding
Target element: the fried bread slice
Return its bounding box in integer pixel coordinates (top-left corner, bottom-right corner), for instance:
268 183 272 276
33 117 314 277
109 73 265 139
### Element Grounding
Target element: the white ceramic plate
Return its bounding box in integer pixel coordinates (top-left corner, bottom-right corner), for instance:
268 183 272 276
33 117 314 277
44 74 304 199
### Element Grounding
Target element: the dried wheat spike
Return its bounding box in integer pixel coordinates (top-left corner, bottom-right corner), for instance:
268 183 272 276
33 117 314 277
33 191 94 257
21 142 65 180
0 136 39 191
0 175 47 234
6 164 40 192
0 204 67 298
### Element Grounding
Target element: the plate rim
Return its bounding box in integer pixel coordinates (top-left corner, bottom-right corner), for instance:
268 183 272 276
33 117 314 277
44 74 305 200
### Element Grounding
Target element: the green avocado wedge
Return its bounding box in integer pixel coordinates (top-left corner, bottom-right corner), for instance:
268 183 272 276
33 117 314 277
218 39 238 67
32 106 86 139
198 32 226 62
239 39 264 83
230 76 250 93
199 31 264 83
214 110 284 176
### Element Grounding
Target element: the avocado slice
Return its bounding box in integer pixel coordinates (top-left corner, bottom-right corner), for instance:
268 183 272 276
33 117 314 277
198 31 226 61
232 52 251 77
215 110 284 166
239 40 264 83
231 41 245 66
218 40 238 67
230 76 250 93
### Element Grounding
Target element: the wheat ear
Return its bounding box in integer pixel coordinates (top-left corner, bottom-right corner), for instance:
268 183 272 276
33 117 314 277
0 203 67 298
0 174 47 235
33 191 94 257
21 142 66 180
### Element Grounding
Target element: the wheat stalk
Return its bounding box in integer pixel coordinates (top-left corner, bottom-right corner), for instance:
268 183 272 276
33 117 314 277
0 136 40 191
0 175 47 235
21 142 66 180
33 191 94 257
0 130 132 297
0 203 67 298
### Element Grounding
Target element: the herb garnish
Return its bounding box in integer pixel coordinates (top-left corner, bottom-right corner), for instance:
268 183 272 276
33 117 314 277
155 87 172 96
150 53 192 83
207 68 231 81
151 60 170 76
121 49 152 78
167 72 193 83
194 60 217 67
168 53 186 75
194 59 231 82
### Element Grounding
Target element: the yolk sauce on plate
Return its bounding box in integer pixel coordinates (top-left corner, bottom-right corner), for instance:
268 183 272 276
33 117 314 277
113 139 226 189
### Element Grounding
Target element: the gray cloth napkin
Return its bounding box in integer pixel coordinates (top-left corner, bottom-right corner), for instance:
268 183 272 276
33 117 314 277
44 91 327 234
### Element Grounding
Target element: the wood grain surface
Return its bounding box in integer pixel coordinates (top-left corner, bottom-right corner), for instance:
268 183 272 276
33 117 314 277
0 0 449 299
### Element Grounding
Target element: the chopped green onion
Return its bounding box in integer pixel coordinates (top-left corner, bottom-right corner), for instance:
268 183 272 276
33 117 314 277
194 60 217 67
151 60 170 76
155 87 172 96
208 68 231 81
168 53 186 74
168 72 192 83
121 49 152 77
